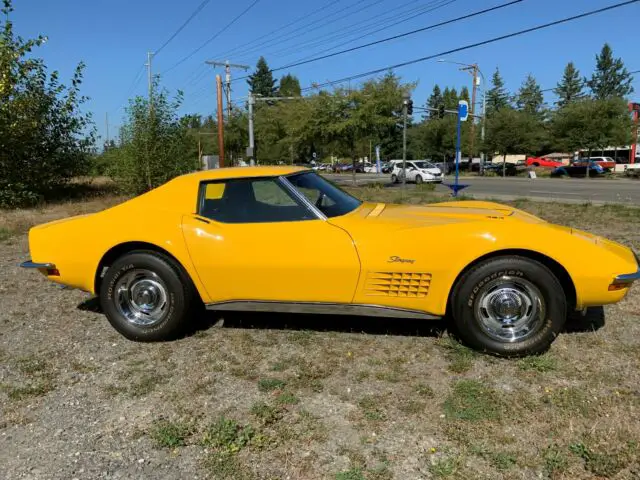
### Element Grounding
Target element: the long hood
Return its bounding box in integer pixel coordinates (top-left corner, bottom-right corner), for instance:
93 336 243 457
330 200 544 233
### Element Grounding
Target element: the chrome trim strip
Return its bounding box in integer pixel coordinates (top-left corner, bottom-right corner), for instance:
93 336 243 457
20 260 55 269
277 176 328 221
205 300 440 320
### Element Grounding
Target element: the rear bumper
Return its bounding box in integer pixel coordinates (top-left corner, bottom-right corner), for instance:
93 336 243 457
20 260 55 269
612 251 640 286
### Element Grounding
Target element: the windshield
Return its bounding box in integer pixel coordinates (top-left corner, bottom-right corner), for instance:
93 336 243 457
286 172 362 218
286 171 362 218
412 161 437 169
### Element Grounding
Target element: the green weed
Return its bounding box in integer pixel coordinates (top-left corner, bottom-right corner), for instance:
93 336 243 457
443 380 501 422
149 419 192 448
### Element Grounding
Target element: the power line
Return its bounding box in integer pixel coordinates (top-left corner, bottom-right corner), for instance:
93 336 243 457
154 0 212 56
161 0 262 75
211 0 342 60
110 63 146 115
226 0 385 60
236 0 522 81
264 0 455 63
541 69 640 93
301 0 640 92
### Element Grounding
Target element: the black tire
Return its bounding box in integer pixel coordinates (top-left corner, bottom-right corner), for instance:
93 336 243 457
450 256 566 357
99 250 196 341
391 174 398 184
415 175 423 185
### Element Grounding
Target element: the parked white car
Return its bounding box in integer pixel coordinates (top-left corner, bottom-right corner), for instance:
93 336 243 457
390 160 443 184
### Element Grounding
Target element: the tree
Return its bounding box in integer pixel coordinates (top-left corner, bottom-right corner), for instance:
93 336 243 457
554 62 585 107
484 109 544 176
459 86 471 104
516 74 544 115
279 73 301 97
486 68 510 114
425 84 443 119
247 56 277 97
442 87 459 110
0 0 94 207
306 73 413 164
587 43 634 99
109 85 195 194
551 98 630 156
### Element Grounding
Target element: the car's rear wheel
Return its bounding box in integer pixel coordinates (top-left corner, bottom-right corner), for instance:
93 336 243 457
450 256 566 357
391 174 399 184
99 250 196 341
415 175 423 185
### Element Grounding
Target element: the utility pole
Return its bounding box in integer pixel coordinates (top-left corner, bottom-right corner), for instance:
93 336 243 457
105 112 109 146
146 52 154 110
402 92 410 189
468 64 478 169
480 89 487 175
248 94 255 164
205 60 249 120
216 75 225 167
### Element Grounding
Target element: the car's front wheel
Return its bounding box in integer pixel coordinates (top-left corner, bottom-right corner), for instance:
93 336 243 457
100 250 196 341
415 175 423 185
450 256 566 357
391 174 399 184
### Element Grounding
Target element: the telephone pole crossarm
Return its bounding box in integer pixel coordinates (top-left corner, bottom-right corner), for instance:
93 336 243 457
206 60 250 120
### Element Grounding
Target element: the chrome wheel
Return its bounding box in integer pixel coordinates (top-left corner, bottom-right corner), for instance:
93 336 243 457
474 276 545 342
114 269 169 327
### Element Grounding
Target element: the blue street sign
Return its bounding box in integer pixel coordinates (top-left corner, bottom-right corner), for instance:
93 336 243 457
458 100 469 122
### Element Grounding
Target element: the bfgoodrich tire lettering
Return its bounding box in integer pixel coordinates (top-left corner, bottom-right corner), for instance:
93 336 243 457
99 250 195 341
451 256 567 357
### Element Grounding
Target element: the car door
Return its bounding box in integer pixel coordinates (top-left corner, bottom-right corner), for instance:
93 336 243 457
181 176 360 305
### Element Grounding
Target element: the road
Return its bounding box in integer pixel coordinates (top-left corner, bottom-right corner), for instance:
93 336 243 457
325 173 640 205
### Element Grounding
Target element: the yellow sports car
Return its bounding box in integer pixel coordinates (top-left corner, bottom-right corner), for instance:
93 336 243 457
22 167 639 356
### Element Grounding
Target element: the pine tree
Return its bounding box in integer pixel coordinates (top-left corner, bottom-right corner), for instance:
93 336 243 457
516 74 543 115
459 86 471 104
554 62 585 107
426 84 443 119
279 73 301 96
486 67 510 114
443 87 459 109
587 43 634 99
247 56 277 97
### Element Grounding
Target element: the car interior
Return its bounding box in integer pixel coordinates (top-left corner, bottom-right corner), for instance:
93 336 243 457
199 179 315 223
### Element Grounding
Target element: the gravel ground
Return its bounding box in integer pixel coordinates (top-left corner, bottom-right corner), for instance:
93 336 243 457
1 195 639 480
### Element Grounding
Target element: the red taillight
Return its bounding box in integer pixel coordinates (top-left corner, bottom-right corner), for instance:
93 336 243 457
608 283 628 291
46 268 60 276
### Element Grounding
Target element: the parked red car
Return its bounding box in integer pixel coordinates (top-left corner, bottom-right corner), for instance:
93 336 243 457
526 157 564 168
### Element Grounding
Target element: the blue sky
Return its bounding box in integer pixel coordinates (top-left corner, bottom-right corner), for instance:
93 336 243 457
11 0 640 142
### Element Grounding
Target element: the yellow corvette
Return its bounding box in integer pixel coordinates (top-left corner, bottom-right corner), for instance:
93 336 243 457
22 167 639 356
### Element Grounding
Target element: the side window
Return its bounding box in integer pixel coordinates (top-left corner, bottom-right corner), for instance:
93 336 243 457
252 180 298 206
198 178 315 224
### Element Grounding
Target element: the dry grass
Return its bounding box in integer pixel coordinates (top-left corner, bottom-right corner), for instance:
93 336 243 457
1 185 639 478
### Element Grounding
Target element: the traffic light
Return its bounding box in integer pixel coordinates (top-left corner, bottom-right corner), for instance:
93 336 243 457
406 99 413 115
437 104 445 119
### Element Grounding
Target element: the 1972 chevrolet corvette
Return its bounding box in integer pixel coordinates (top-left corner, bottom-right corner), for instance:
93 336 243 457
22 167 639 356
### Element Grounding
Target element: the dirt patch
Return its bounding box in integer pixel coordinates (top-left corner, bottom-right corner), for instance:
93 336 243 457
1 190 639 479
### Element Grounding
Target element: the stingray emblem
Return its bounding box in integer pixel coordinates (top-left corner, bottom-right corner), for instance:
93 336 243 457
388 256 415 264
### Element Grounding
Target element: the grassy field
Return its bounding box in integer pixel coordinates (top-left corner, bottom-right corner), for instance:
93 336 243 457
0 186 639 479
